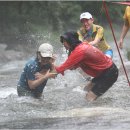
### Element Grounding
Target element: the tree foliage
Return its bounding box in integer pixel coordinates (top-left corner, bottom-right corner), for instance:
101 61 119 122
0 1 125 46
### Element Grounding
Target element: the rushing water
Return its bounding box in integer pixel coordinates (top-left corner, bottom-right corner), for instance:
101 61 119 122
0 42 130 129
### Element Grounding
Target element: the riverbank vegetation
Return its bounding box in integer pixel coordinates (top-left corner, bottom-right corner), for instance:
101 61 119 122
0 1 127 57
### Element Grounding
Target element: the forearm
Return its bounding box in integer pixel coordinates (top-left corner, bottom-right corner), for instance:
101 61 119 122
89 38 100 46
89 26 103 46
28 75 48 89
120 24 129 40
55 51 84 74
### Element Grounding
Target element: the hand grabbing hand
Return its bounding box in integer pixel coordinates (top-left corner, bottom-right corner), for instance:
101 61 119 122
35 70 57 80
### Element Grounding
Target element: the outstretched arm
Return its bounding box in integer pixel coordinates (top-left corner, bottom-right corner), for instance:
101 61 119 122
89 26 103 47
55 48 85 74
28 70 56 89
89 37 100 47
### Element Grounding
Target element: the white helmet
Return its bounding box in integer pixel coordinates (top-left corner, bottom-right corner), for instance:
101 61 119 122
38 43 53 58
80 12 93 20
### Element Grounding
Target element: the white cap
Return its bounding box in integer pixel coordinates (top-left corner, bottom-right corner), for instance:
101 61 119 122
80 12 92 20
38 43 53 58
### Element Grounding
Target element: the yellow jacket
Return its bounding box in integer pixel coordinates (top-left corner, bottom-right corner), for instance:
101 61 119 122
77 24 111 52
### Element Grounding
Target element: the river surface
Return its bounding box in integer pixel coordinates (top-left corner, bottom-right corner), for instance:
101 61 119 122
0 42 130 130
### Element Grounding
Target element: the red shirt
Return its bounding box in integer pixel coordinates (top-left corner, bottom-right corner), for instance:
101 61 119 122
55 42 113 77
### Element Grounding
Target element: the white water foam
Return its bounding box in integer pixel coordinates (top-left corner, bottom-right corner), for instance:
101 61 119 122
0 87 17 98
72 86 87 95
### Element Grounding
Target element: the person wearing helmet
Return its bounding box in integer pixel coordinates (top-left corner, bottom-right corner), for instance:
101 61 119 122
17 43 57 98
77 12 113 58
119 6 130 49
55 31 118 101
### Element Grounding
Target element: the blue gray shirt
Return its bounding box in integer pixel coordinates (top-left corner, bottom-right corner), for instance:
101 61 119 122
18 57 50 93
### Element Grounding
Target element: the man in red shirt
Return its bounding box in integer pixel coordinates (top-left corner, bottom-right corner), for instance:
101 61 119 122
55 31 118 101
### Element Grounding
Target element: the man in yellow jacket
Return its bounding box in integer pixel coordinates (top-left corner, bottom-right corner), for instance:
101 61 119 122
78 12 113 58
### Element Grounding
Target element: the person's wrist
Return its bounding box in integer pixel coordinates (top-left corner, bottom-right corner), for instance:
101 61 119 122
43 75 48 80
120 38 123 41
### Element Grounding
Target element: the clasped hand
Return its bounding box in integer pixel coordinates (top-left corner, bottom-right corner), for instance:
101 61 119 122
35 70 57 80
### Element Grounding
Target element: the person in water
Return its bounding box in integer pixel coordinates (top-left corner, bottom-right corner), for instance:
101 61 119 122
17 43 56 98
77 12 114 86
119 6 130 49
78 12 113 58
54 31 118 101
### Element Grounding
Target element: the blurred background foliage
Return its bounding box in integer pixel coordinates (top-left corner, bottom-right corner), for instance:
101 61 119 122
0 1 126 50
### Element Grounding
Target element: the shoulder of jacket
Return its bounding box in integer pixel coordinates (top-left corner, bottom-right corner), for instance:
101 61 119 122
93 24 103 29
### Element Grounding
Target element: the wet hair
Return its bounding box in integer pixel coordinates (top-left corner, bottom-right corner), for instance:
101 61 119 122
60 31 81 52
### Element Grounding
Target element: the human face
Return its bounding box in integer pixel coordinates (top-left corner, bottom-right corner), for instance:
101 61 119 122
63 40 71 50
39 55 52 66
81 18 93 30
